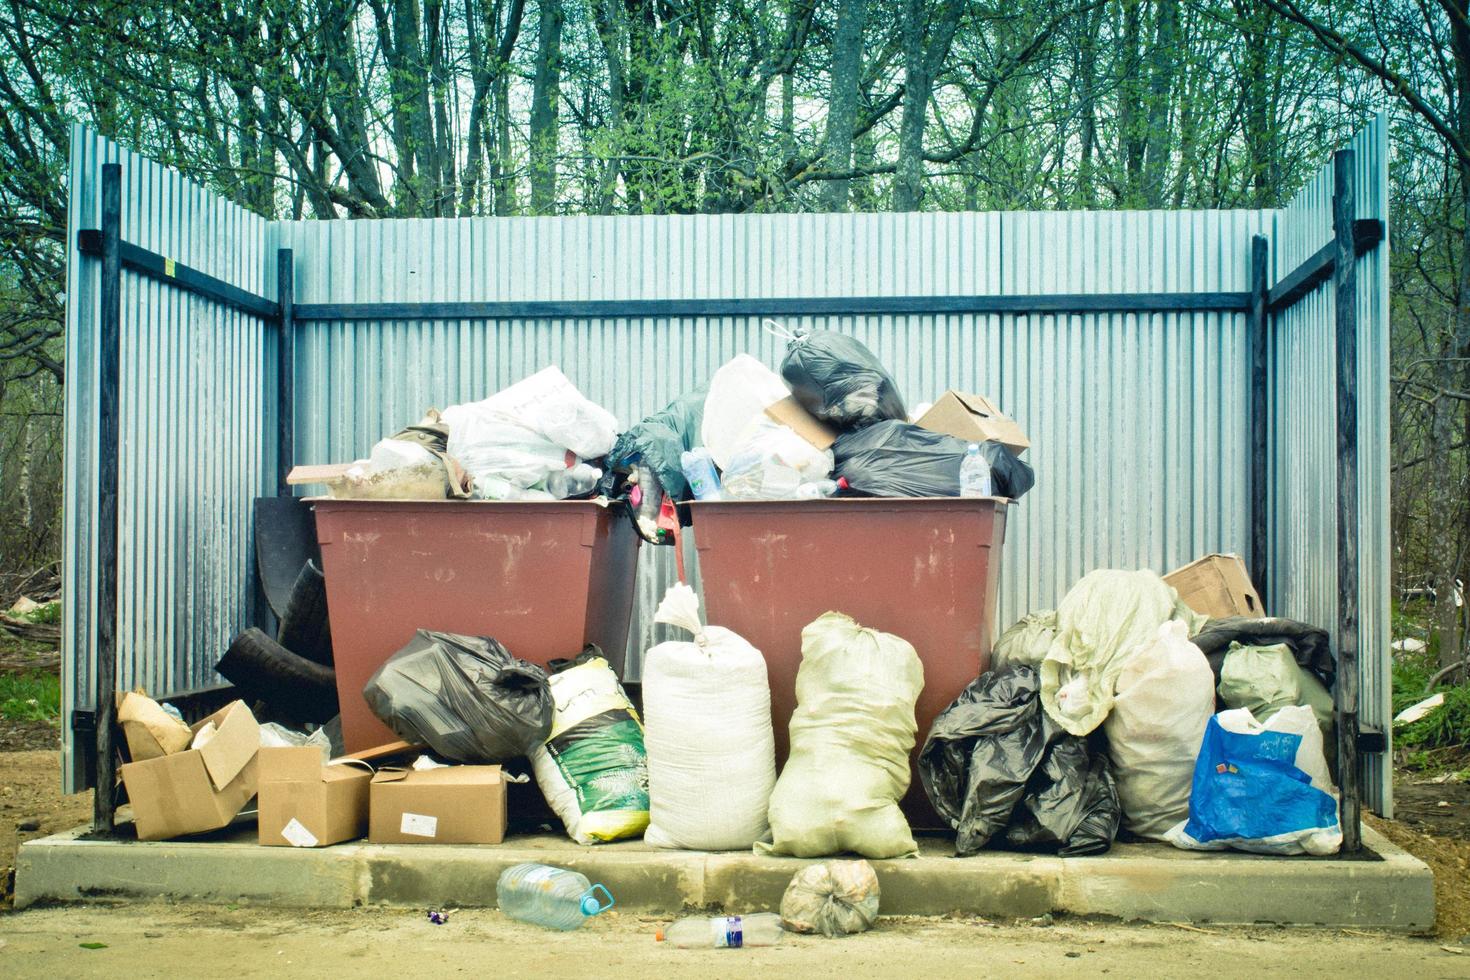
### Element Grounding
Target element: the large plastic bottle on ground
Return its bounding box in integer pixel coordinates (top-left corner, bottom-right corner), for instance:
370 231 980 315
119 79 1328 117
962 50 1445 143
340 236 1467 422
959 442 993 497
657 912 784 948
497 863 614 930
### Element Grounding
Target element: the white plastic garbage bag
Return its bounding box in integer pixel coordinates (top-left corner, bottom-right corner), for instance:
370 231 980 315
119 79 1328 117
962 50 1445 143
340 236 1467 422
759 612 923 860
642 584 776 850
451 366 618 459
443 415 568 497
1040 569 1204 736
701 355 789 470
1165 705 1341 856
721 417 834 500
1103 620 1215 840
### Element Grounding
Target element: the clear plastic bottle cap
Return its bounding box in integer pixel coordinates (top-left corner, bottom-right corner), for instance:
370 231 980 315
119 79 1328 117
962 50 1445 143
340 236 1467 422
967 443 980 453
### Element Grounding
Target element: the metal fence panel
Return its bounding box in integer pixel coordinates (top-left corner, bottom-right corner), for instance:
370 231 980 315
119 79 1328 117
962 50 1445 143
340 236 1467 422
61 125 276 790
62 123 1390 817
1269 114 1392 814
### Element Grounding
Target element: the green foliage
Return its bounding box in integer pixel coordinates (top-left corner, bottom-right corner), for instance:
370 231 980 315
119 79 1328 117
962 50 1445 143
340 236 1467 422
0 671 60 723
12 600 60 625
1397 684 1470 751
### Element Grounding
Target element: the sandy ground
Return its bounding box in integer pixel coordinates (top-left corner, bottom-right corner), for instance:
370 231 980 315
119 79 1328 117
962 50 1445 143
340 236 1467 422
1 904 1469 979
3 733 1470 975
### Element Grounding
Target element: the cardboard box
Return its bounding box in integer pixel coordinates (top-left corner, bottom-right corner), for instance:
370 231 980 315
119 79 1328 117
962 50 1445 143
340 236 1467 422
119 701 260 841
368 766 507 844
915 391 1030 456
258 747 373 847
1165 553 1265 619
765 396 839 451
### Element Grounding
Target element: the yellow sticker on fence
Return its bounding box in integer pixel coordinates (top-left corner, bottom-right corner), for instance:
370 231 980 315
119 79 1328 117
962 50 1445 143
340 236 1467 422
164 257 176 277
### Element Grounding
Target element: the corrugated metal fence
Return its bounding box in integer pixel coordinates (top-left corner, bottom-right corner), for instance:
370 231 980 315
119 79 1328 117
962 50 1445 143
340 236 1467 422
62 118 1392 814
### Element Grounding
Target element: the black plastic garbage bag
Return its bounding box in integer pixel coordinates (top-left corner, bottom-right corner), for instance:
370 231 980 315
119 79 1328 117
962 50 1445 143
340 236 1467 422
1190 616 1335 690
363 630 554 763
832 420 1035 499
607 384 708 501
1003 740 1120 857
920 664 1119 856
781 330 907 429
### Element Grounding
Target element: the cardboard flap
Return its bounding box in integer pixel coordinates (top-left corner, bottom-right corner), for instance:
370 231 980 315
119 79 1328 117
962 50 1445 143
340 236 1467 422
196 701 260 791
764 396 838 451
259 745 328 783
952 391 1001 419
372 768 411 784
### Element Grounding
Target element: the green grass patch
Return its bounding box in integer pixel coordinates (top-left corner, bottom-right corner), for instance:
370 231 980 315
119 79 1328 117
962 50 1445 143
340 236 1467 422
0 670 60 723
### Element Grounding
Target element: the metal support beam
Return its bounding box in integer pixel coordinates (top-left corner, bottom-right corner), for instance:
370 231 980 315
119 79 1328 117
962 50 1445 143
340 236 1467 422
1333 150 1362 853
276 249 295 497
1248 235 1270 603
76 230 280 321
93 164 121 835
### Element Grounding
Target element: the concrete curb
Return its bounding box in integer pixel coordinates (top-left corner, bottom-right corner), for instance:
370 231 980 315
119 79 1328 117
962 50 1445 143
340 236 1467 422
16 826 1434 931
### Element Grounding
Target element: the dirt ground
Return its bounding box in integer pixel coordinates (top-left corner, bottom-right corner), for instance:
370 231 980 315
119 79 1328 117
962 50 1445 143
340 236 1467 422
2 903 1469 979
3 721 1470 974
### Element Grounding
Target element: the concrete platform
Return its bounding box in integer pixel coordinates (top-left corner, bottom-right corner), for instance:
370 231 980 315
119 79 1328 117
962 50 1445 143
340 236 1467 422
16 824 1433 931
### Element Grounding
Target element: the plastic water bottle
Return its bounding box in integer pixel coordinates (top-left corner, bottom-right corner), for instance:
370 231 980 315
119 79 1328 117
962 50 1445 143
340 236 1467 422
680 449 724 501
794 477 847 500
497 863 615 931
546 463 602 500
657 912 784 948
959 443 993 497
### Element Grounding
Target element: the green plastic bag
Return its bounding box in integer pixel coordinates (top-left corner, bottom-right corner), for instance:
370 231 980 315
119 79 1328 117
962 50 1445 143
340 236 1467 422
760 612 924 860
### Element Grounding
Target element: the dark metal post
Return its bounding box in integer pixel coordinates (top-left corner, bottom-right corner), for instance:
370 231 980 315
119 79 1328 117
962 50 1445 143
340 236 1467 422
276 249 295 496
1332 149 1362 853
1248 235 1270 603
93 163 122 834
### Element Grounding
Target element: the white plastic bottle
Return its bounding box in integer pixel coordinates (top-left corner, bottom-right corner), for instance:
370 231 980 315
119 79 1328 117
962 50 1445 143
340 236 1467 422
657 912 784 948
497 863 614 931
794 477 846 500
959 443 993 497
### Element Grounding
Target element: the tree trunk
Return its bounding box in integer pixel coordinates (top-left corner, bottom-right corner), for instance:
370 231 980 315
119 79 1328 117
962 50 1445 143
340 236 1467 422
1118 0 1145 204
894 0 962 212
823 0 866 211
1142 0 1179 208
529 0 564 214
1076 3 1101 207
1239 0 1275 207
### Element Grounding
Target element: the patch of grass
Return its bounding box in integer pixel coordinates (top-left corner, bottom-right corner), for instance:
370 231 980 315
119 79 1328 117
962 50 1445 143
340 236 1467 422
0 670 60 722
1399 683 1470 750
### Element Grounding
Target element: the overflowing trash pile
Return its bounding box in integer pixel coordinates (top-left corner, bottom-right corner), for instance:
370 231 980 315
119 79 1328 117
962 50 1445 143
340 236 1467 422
96 328 1356 947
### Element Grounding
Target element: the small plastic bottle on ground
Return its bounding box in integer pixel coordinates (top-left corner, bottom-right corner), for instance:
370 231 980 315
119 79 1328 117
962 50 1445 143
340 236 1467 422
657 913 784 948
959 443 994 497
497 863 614 931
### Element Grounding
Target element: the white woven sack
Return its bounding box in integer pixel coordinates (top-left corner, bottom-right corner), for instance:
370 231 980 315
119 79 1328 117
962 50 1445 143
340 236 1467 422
642 583 777 850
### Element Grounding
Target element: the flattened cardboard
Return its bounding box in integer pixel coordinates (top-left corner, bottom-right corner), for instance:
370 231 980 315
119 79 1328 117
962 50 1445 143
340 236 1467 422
1165 553 1265 620
368 765 506 844
258 747 372 848
915 391 1030 455
765 396 839 451
119 700 261 841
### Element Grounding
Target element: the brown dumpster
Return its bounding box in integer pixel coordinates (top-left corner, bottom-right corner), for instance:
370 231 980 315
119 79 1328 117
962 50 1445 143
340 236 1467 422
314 499 639 751
689 497 1010 828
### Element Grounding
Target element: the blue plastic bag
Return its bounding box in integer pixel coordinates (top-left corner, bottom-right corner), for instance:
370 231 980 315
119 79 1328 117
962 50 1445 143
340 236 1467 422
1165 706 1341 855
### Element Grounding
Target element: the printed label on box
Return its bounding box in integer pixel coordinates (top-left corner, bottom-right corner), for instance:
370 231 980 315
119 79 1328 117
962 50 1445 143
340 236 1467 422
400 812 438 838
281 818 319 848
